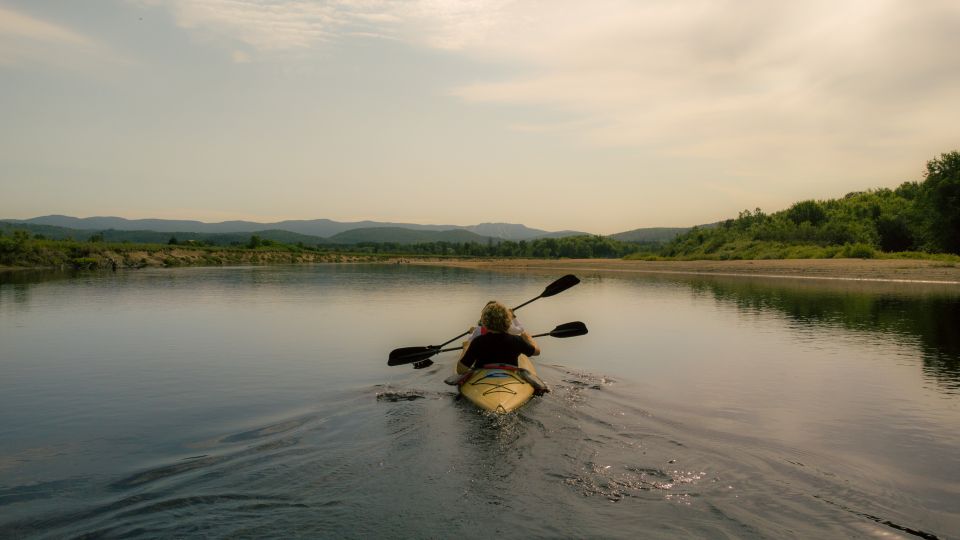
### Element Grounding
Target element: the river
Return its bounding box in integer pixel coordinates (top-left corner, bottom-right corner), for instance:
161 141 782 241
1 264 957 538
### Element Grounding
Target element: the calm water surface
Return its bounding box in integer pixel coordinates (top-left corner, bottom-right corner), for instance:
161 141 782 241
1 265 958 538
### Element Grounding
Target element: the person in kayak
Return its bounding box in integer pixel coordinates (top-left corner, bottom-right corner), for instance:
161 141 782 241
451 301 550 395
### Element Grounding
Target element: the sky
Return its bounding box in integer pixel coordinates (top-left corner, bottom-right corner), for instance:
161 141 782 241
1 0 958 234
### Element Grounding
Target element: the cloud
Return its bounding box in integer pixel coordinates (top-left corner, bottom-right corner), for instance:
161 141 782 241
136 0 404 52
138 0 535 53
433 0 960 186
0 6 115 68
169 0 338 50
150 0 960 154
132 0 960 190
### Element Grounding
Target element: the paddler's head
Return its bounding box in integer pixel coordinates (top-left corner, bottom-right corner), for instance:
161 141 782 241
480 301 512 333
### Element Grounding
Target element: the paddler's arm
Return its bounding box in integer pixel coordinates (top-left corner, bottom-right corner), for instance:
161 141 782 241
467 325 482 342
457 335 475 373
521 331 541 356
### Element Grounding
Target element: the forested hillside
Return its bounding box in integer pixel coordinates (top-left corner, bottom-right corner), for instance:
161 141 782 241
325 227 490 244
649 151 960 260
341 235 639 258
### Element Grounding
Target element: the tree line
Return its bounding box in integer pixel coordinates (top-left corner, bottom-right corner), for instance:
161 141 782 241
321 235 642 258
1 228 642 266
167 233 641 258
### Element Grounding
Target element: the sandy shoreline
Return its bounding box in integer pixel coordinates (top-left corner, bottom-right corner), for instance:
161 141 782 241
411 258 960 285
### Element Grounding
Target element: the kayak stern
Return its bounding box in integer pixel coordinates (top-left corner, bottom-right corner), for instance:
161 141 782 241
457 355 537 413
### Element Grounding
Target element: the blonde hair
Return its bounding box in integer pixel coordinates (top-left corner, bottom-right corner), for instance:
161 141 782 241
480 301 512 332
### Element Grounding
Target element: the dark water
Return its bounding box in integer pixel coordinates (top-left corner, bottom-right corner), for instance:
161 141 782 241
1 265 958 539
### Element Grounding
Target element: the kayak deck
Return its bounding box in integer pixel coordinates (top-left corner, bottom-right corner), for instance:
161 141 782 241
456 354 536 414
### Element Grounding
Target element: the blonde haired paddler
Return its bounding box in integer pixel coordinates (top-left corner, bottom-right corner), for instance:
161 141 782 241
447 301 550 395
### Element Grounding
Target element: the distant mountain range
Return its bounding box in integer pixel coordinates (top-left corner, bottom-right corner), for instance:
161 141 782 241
5 215 591 241
0 222 327 246
1 215 694 245
327 227 490 244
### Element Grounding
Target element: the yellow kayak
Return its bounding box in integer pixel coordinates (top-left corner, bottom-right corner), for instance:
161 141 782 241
455 354 537 414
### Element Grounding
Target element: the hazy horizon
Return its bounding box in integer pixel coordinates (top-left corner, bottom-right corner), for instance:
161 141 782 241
2 212 697 234
2 1 958 235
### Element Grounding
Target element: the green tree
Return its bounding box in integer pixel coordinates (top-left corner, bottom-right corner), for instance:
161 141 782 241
786 200 827 226
13 229 29 245
876 215 914 252
921 151 960 254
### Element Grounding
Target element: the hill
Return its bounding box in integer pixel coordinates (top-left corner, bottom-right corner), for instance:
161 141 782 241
7 216 762 246
1 222 81 241
462 223 589 240
326 227 492 244
651 151 960 259
609 227 691 243
10 215 580 240
0 221 577 246
1 222 327 246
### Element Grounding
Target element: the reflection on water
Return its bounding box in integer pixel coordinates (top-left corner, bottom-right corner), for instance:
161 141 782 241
1 265 958 538
690 277 960 392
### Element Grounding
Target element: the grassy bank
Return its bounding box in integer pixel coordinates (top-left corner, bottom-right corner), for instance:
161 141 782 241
4 235 959 273
0 237 407 270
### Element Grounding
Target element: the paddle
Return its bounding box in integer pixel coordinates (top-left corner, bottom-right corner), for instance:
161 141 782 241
511 273 581 310
386 274 580 367
387 321 588 367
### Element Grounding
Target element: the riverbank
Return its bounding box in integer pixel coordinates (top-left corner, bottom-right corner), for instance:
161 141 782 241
412 258 960 284
0 245 411 271
5 244 960 285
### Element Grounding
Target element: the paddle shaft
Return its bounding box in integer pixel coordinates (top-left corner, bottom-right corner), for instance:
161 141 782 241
428 328 573 356
388 321 587 366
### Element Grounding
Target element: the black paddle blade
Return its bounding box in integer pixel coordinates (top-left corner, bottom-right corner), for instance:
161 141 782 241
549 321 588 338
387 346 439 366
412 359 434 370
541 274 580 298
